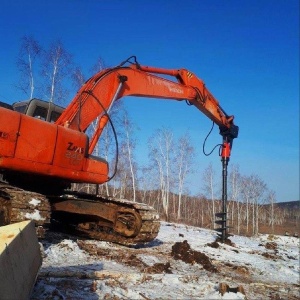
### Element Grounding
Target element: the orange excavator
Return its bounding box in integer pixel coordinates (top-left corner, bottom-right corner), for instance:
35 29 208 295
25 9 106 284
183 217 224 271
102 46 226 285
0 56 238 245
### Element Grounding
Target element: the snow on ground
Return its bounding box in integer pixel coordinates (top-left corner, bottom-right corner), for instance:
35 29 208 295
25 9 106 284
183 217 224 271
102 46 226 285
31 222 299 300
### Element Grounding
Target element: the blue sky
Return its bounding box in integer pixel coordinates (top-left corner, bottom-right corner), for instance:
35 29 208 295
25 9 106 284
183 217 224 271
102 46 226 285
0 0 299 202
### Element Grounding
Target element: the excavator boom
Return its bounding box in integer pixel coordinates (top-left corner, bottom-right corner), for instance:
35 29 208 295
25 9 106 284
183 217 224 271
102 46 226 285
56 61 238 156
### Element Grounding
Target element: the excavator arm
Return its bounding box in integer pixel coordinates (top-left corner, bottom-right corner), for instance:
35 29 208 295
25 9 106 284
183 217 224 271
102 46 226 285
56 58 238 156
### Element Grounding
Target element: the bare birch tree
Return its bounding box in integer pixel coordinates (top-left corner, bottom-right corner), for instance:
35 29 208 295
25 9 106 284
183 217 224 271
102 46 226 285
71 57 106 91
202 163 217 228
41 40 72 104
252 175 267 235
267 190 276 233
120 110 137 201
114 142 131 198
138 164 160 209
240 175 251 234
90 57 106 75
72 67 85 90
148 128 174 220
241 174 267 235
174 132 194 220
16 36 41 99
229 164 242 234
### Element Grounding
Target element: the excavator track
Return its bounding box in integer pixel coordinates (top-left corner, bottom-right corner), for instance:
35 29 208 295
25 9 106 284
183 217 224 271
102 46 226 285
49 193 160 246
0 182 160 246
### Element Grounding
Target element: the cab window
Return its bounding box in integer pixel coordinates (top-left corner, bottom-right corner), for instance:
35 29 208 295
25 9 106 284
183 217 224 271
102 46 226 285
50 111 61 123
33 106 47 120
14 104 28 113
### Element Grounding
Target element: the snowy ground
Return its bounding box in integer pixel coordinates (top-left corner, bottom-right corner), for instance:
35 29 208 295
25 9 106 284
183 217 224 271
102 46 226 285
31 222 299 300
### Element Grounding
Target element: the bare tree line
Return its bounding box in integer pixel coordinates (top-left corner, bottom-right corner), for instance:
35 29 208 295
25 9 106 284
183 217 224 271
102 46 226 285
92 109 298 237
14 36 299 237
92 98 298 237
15 35 102 105
108 153 298 237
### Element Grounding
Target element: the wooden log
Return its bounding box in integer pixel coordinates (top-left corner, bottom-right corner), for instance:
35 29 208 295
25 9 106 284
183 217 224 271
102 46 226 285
0 220 42 300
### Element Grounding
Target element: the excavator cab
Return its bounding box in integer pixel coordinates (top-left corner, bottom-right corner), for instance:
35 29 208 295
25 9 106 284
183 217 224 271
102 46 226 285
12 98 64 123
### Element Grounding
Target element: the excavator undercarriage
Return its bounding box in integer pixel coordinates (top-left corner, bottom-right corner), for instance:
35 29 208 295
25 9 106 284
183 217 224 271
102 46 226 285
0 181 160 246
50 194 160 245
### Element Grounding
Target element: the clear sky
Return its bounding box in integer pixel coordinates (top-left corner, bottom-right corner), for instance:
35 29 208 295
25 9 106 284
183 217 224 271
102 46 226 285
0 0 299 202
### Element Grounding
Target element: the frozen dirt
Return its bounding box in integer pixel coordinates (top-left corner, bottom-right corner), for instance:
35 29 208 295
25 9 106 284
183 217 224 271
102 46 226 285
31 222 299 299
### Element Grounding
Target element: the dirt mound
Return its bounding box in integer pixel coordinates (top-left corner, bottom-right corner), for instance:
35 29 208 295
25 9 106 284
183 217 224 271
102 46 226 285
206 241 220 248
265 242 278 250
144 262 172 274
216 237 236 247
171 240 217 273
219 282 246 296
206 238 237 249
